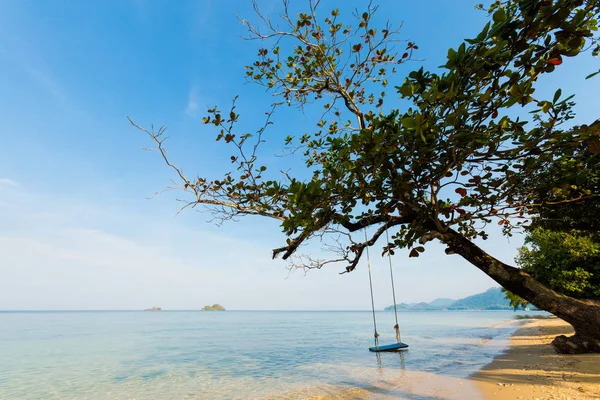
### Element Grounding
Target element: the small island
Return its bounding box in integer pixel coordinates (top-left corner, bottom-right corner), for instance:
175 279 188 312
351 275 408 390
144 306 161 311
201 304 225 311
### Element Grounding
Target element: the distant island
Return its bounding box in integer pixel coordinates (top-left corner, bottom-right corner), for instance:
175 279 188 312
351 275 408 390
385 287 539 311
201 304 225 311
144 306 161 311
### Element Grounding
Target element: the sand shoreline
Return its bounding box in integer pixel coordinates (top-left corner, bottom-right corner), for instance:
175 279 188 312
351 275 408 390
304 317 600 399
470 317 600 399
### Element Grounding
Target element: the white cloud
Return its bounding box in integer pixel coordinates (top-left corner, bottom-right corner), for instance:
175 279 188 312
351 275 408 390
24 65 68 105
0 218 284 310
0 183 519 310
185 85 200 118
2 34 68 106
0 184 299 310
0 178 19 193
0 178 18 186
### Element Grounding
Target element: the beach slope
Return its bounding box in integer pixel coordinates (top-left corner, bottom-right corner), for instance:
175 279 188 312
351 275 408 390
472 318 600 399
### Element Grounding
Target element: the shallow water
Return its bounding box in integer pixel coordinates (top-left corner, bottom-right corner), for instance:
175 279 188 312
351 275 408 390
0 310 536 399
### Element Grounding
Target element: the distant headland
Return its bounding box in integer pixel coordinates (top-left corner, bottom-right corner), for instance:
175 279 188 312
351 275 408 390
385 287 539 311
201 304 225 311
144 306 161 311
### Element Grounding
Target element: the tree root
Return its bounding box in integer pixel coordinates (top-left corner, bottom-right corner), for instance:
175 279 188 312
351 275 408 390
551 333 600 354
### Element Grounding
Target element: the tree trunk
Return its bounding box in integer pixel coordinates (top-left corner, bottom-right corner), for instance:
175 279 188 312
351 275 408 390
438 227 600 354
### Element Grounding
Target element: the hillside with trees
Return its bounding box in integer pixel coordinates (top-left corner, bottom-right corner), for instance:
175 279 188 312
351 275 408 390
201 304 226 311
385 287 520 311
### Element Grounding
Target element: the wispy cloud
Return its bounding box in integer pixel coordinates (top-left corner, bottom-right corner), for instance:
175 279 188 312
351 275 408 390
24 65 68 105
0 184 295 310
189 0 213 36
2 34 68 106
0 182 516 310
0 178 18 187
1 33 94 123
185 84 200 118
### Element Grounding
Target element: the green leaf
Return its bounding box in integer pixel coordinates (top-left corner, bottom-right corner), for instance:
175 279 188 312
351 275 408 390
509 84 521 96
541 102 551 113
553 89 562 103
585 71 600 80
401 117 416 130
398 84 413 97
447 48 457 61
492 9 507 23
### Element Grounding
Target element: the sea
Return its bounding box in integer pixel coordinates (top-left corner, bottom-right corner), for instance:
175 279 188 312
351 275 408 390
0 310 540 399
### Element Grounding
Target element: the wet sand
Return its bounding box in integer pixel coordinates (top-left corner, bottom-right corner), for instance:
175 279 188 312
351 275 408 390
471 318 600 399
285 369 481 399
302 318 600 399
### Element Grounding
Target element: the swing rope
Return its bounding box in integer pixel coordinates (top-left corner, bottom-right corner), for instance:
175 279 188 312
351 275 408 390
385 229 402 344
364 228 379 348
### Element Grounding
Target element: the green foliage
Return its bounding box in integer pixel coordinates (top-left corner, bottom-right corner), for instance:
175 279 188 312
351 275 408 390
137 0 600 279
202 304 226 311
505 144 600 306
505 144 600 303
502 289 530 310
522 144 600 234
388 288 515 310
449 287 513 310
517 228 600 298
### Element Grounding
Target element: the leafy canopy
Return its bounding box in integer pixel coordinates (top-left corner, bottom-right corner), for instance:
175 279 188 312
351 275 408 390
518 228 600 298
135 0 600 274
505 145 600 309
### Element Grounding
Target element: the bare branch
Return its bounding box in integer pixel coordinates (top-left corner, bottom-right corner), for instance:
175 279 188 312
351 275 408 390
128 115 287 223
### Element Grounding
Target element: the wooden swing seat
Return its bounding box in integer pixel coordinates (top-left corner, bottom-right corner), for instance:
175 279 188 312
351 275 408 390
369 342 409 352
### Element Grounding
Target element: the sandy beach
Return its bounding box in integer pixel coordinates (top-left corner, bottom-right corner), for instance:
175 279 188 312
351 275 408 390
472 317 600 400
297 317 600 400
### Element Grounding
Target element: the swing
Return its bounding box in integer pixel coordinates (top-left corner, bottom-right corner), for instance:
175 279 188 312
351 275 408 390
365 228 409 352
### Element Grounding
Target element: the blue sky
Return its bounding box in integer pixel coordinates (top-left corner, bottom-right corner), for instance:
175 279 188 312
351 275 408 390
0 1 598 310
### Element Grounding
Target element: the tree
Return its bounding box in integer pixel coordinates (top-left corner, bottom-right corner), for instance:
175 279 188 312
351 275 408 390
517 228 600 297
202 304 226 311
131 0 600 353
505 145 600 314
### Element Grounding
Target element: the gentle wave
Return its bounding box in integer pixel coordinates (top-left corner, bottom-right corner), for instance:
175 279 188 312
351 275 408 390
0 310 542 399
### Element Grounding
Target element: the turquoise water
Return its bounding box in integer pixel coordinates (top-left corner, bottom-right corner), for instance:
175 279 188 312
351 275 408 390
0 311 533 399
